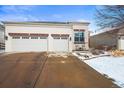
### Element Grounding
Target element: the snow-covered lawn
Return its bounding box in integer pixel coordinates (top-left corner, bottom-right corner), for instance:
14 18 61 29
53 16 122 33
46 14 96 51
73 52 124 87
85 56 124 87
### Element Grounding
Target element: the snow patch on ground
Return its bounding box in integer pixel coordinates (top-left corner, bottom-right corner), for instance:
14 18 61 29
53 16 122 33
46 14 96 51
85 56 124 87
73 52 124 87
73 51 110 60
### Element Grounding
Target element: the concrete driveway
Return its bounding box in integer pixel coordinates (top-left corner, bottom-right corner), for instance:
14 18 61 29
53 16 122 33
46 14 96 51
0 52 118 88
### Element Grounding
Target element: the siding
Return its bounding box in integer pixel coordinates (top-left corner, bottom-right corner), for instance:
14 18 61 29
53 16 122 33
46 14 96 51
90 32 118 48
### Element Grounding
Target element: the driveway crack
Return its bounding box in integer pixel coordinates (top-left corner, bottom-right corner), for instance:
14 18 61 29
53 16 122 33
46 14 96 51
33 53 48 88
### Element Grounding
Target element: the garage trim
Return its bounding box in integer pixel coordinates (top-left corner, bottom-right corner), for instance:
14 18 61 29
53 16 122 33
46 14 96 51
9 33 49 37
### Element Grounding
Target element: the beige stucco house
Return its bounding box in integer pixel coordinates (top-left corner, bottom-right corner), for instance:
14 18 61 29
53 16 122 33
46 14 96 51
3 21 90 52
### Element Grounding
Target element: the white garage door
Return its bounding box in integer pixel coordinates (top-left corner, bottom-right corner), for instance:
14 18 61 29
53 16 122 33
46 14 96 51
53 37 69 52
11 36 48 52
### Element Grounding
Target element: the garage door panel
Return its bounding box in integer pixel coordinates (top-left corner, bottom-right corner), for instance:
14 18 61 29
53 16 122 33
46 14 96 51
11 37 48 52
53 38 68 52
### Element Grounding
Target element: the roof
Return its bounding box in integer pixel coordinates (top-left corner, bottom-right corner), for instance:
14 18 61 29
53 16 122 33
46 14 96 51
2 21 90 25
91 25 124 36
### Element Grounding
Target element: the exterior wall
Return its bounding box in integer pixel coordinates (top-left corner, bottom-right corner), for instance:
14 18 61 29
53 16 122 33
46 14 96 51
4 22 89 52
90 32 118 49
90 27 124 50
72 24 89 50
5 24 73 52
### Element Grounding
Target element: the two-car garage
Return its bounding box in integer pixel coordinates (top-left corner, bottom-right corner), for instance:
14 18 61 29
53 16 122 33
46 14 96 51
4 22 76 52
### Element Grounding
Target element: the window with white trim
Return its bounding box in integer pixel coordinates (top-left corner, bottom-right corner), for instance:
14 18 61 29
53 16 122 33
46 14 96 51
31 36 38 39
74 31 84 44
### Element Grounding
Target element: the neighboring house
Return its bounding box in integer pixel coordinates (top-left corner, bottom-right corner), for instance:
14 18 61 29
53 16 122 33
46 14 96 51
90 26 124 50
0 24 5 50
3 21 90 52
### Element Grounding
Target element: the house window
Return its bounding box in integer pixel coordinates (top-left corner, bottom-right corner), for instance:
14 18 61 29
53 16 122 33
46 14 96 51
74 32 84 44
12 36 20 39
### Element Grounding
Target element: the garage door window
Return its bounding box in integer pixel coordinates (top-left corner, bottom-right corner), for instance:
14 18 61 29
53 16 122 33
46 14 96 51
61 37 68 39
22 36 29 39
40 37 47 39
12 36 20 39
53 37 60 39
31 37 38 39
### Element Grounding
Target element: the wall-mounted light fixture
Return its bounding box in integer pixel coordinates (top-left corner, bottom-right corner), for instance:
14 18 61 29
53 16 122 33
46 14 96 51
5 36 8 40
70 37 71 41
118 36 121 39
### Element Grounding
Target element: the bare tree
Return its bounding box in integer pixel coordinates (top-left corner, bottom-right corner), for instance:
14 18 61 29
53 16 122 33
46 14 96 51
95 5 124 29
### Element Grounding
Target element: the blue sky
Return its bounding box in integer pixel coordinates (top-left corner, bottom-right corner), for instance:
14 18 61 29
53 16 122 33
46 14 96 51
0 5 97 31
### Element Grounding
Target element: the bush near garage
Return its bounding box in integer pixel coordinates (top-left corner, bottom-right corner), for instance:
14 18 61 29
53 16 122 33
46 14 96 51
110 50 124 57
